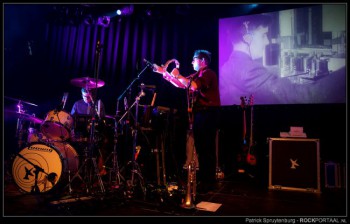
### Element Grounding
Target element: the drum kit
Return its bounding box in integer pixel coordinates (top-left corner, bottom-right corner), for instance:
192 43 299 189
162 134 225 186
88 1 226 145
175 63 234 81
8 77 109 195
8 74 165 199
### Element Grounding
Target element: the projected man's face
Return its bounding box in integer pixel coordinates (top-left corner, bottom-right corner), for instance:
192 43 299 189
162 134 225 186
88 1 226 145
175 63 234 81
249 26 269 60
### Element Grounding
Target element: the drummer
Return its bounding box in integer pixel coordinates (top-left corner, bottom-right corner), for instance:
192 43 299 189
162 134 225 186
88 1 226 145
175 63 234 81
71 88 109 176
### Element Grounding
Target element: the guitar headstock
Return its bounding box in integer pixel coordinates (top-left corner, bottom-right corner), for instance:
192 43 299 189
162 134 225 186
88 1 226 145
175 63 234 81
248 94 254 107
240 96 246 109
240 96 254 108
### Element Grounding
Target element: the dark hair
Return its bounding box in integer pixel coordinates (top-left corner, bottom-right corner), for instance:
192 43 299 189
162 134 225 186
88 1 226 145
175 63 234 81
193 49 212 65
81 88 96 97
230 14 272 43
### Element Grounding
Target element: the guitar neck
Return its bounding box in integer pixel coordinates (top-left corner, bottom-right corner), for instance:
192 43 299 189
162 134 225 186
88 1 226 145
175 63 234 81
249 104 253 147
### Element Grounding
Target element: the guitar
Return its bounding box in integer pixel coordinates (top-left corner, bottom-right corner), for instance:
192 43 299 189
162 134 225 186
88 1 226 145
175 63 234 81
237 96 248 163
246 95 257 166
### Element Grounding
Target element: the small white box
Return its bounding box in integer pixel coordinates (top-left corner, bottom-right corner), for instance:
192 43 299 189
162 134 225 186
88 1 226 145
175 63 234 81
290 126 303 133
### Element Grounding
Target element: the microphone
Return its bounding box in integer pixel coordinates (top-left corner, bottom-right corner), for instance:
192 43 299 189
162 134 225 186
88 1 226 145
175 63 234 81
143 58 157 71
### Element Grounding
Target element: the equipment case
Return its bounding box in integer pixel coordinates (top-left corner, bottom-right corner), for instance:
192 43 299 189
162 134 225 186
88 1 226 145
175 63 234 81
268 138 321 193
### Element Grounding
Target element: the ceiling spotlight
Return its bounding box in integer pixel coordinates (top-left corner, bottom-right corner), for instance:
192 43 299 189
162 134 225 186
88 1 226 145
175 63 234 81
97 16 110 27
115 5 134 16
145 9 152 16
84 14 94 25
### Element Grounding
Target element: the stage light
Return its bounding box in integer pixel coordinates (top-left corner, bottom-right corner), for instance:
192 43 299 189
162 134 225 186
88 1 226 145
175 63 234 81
115 5 134 16
83 14 94 25
249 4 259 9
97 16 110 27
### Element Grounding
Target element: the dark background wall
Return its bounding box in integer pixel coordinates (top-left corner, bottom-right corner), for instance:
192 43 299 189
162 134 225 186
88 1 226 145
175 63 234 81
3 4 346 182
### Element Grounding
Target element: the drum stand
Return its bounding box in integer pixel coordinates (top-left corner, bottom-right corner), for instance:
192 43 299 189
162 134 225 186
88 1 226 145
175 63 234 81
67 116 105 195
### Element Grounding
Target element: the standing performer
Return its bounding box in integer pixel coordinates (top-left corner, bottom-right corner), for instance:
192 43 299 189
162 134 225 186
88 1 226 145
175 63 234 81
153 49 221 193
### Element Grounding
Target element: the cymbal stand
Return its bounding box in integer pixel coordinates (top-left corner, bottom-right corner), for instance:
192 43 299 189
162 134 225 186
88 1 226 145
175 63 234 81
107 64 150 195
67 115 105 195
129 88 146 197
107 98 125 189
15 101 26 149
116 88 147 198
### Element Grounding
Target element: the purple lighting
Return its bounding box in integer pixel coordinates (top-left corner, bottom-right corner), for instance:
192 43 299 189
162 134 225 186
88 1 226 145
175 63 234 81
97 16 110 27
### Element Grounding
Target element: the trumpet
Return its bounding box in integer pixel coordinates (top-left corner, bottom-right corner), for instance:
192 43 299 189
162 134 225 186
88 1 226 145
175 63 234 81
155 59 187 89
163 58 180 71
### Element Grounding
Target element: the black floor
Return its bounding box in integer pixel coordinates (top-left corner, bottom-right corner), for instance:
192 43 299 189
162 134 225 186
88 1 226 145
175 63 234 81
3 166 347 219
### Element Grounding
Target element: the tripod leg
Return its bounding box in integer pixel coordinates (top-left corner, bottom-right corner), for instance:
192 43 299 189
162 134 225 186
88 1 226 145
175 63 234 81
92 158 105 194
65 157 86 194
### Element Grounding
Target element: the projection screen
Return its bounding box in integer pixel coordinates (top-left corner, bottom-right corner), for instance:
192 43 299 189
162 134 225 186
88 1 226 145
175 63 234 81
219 4 346 105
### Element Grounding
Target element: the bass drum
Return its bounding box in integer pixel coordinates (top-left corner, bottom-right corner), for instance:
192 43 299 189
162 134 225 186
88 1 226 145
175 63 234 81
12 142 79 194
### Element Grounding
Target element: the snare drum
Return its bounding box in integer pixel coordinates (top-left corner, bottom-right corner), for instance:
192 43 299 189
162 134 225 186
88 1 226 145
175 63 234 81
12 142 79 193
41 110 74 141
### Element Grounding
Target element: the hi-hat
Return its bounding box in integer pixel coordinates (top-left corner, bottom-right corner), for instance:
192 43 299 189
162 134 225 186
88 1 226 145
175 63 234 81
70 77 105 89
5 110 43 124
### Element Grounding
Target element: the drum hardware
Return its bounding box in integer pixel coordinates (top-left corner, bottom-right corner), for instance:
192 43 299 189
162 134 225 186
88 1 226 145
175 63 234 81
67 116 105 195
110 88 147 198
106 61 150 197
5 99 41 148
67 40 105 196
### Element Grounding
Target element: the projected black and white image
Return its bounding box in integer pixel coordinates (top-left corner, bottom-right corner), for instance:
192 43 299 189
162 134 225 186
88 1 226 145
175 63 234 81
219 4 346 105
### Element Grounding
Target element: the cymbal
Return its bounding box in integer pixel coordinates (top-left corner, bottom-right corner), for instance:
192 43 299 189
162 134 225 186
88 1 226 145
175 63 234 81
70 77 105 89
5 110 43 124
105 114 115 120
5 96 38 106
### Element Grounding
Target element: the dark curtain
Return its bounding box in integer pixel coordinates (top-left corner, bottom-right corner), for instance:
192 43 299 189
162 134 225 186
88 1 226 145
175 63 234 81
43 12 200 115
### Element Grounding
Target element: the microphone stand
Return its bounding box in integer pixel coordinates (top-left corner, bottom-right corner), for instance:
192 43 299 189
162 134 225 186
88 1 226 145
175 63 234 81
89 40 105 194
16 153 54 194
109 64 149 197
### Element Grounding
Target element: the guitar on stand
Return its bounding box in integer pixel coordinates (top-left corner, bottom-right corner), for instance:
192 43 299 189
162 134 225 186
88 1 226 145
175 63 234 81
237 96 248 172
246 95 257 166
238 95 256 175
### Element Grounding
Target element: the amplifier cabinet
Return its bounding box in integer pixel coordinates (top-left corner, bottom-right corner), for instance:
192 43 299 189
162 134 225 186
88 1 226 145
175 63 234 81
268 138 321 193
